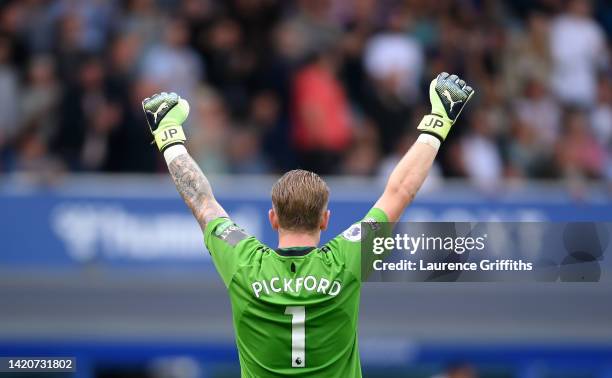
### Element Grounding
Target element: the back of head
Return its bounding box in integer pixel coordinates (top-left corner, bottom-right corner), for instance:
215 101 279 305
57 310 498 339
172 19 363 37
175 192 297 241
271 169 330 232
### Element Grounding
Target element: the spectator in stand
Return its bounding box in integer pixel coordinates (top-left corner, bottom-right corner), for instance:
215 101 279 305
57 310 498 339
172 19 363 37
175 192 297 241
287 0 342 60
48 0 116 53
363 11 424 104
18 56 61 160
200 17 248 114
0 34 19 168
361 8 424 153
250 90 293 173
291 48 351 174
459 110 504 190
52 56 123 171
507 116 551 178
341 119 380 176
478 76 509 139
556 109 606 179
187 86 230 175
120 0 165 49
550 0 608 107
590 77 612 148
0 0 608 186
12 56 63 178
513 78 561 150
227 126 270 174
141 17 202 105
503 10 553 98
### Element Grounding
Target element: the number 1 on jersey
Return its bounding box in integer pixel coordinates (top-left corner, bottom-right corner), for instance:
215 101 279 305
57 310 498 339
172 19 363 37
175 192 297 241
285 306 305 368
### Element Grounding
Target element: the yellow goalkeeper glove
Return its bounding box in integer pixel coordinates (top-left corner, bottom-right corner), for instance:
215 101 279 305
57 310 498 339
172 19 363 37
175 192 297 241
417 72 475 142
142 92 190 152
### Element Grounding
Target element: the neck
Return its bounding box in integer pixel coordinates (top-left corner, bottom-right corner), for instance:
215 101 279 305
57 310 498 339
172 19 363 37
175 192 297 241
277 229 320 249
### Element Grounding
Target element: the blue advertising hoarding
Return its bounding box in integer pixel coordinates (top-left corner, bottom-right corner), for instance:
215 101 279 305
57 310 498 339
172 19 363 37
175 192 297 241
0 177 610 267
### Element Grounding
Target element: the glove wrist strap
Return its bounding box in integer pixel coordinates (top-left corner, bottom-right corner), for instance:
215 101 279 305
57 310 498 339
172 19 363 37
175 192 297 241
417 114 451 142
154 125 186 152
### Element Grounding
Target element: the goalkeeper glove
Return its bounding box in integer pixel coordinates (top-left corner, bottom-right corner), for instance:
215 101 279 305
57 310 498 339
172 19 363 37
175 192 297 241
417 72 474 142
142 92 190 152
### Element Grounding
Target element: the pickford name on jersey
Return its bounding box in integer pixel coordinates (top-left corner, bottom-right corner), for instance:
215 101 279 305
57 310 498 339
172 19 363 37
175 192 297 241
251 275 342 298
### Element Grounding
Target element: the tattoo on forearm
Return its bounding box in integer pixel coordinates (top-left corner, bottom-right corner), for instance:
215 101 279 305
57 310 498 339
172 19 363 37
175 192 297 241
168 154 228 230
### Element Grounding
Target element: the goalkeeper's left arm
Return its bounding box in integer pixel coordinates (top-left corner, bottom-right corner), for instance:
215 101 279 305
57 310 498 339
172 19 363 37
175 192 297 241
374 72 475 222
142 92 228 231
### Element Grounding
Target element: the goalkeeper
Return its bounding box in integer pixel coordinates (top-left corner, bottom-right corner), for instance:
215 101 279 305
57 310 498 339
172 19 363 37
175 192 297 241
143 72 473 377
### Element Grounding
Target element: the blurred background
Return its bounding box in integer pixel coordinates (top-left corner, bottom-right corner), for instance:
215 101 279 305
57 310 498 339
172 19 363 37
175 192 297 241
0 0 611 377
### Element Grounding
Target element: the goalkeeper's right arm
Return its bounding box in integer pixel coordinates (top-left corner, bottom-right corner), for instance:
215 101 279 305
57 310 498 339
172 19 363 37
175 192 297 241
142 92 228 231
374 72 474 222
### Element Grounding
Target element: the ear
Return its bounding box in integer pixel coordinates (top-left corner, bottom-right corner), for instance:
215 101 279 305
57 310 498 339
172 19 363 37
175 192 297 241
320 209 330 231
269 208 280 230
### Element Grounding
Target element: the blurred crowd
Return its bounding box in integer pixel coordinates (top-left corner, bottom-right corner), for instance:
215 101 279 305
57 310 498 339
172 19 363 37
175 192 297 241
0 0 611 188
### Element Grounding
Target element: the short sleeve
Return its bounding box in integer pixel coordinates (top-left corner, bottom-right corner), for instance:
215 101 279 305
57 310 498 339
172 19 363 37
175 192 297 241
322 208 390 282
204 217 265 287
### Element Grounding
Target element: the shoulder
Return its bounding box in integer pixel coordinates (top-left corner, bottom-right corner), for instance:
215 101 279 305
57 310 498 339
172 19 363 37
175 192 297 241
207 218 246 243
324 209 388 251
205 217 268 251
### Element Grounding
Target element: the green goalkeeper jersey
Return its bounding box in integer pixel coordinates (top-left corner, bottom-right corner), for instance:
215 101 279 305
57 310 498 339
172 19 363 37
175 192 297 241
204 208 388 378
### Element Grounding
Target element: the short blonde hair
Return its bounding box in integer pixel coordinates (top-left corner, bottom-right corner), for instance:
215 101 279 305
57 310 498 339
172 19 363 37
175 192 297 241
271 169 330 231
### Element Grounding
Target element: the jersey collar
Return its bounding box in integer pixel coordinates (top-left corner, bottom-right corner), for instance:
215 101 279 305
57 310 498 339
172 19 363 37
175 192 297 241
275 246 316 257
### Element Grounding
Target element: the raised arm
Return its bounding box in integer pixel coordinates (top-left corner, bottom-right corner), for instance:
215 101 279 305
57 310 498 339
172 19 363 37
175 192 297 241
166 149 228 231
375 73 474 222
142 92 228 231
